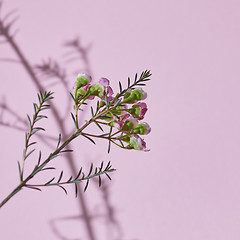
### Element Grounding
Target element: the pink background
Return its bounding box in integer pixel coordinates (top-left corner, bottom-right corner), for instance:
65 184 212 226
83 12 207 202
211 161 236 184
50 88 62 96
1 0 240 239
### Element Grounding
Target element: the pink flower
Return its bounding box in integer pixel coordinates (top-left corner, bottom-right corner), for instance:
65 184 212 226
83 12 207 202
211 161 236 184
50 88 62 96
129 134 150 152
99 77 110 86
77 84 95 100
112 113 138 133
98 77 114 98
130 102 148 120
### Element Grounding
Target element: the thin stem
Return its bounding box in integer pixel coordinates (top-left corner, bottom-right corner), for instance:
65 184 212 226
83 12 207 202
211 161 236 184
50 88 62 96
110 130 121 138
0 182 24 208
95 120 109 126
82 132 110 140
22 98 44 178
74 103 79 129
110 140 126 149
26 169 115 188
0 105 112 208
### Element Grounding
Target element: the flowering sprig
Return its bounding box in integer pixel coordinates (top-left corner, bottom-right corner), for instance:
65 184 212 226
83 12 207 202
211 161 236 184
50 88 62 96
0 70 151 208
72 70 152 152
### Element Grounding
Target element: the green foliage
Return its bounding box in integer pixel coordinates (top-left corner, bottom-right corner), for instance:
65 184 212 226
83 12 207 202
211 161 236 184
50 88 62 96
21 91 53 180
118 70 151 98
25 161 116 195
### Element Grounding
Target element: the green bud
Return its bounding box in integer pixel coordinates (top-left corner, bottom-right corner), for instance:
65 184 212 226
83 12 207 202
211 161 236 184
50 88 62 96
76 73 91 88
122 88 147 104
132 122 151 135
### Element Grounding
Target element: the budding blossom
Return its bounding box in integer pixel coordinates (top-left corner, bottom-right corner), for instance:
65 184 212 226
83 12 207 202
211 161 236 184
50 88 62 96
75 73 91 89
122 88 147 104
132 122 151 135
98 77 114 100
127 102 148 120
111 114 138 133
73 73 151 152
127 134 150 152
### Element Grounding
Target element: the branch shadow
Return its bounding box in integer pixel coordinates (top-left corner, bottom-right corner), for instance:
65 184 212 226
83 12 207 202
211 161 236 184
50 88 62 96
0 1 139 240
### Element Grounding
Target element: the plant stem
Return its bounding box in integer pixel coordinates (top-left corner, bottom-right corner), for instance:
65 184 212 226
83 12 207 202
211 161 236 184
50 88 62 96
0 105 112 208
0 182 24 208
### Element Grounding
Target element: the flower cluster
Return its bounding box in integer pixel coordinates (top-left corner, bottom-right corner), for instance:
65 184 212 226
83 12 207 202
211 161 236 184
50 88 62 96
73 71 151 152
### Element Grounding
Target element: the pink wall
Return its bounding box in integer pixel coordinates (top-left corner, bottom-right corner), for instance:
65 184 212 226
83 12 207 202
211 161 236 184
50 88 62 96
1 0 240 239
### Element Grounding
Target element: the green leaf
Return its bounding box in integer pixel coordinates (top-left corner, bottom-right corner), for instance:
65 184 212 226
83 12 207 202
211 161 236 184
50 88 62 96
44 95 54 101
87 163 93 176
134 73 138 82
30 127 45 136
75 183 78 198
35 115 47 123
26 186 42 191
84 179 89 192
91 106 94 117
49 154 60 160
37 151 42 166
25 132 28 147
119 81 122 92
40 106 51 111
25 149 35 160
108 140 111 154
75 167 82 180
33 103 38 113
57 171 63 183
94 121 104 132
99 161 104 171
67 176 73 182
45 177 55 185
37 93 41 104
98 175 102 187
17 161 22 181
27 114 31 127
105 172 112 181
69 92 75 102
58 185 68 195
105 161 111 170
71 112 77 129
60 149 73 153
57 134 61 148
128 77 130 87
81 133 96 145
27 141 37 148
98 133 110 137
41 167 56 171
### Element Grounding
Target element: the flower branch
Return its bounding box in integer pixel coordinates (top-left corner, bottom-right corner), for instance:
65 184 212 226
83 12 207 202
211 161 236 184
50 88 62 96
0 70 152 209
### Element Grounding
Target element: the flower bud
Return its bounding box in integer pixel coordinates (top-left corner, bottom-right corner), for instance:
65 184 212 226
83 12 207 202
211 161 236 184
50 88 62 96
122 88 147 104
133 122 151 135
99 77 110 86
111 114 138 132
127 134 150 152
76 84 95 100
99 78 114 99
88 84 104 97
121 117 138 132
127 102 148 120
76 73 91 88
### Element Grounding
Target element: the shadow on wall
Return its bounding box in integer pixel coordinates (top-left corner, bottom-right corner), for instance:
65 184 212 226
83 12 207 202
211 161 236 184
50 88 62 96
0 1 139 240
